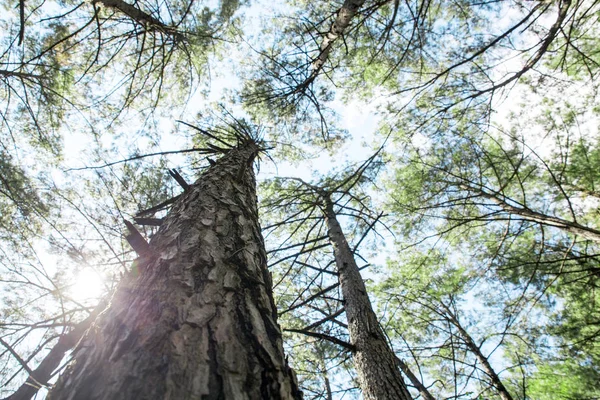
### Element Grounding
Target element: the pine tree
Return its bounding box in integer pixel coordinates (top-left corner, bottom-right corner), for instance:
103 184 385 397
46 131 302 400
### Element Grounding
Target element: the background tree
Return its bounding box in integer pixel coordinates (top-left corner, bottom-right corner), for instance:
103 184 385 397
261 154 440 399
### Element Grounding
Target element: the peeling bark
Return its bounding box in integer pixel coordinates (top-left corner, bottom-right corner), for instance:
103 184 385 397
323 197 413 400
47 142 302 400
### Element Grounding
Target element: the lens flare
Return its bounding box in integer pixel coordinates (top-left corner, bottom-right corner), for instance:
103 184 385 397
71 268 104 301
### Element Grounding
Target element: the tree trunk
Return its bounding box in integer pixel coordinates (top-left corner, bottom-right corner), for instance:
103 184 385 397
396 358 435 400
47 142 302 400
442 305 514 400
304 0 366 87
322 197 413 400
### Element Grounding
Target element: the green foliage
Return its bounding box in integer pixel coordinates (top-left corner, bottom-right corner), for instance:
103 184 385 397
545 6 600 80
528 360 600 400
562 136 600 193
0 152 50 242
379 64 600 399
3 0 600 398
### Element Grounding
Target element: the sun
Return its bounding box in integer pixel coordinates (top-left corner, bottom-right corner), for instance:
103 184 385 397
71 268 105 301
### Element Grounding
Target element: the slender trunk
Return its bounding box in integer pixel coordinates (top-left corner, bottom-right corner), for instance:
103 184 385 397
47 142 302 400
322 197 413 400
304 0 366 86
396 358 435 400
316 347 333 400
323 374 333 400
6 303 105 400
443 306 514 400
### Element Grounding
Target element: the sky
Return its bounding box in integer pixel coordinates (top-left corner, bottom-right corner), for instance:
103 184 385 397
2 0 597 398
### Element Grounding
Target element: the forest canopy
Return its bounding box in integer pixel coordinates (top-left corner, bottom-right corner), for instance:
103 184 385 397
1 0 599 399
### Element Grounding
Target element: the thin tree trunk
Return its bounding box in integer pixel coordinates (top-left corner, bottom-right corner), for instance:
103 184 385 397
323 373 333 400
6 302 106 400
396 358 435 400
47 142 302 400
316 346 333 400
304 0 366 87
322 197 413 400
442 305 514 400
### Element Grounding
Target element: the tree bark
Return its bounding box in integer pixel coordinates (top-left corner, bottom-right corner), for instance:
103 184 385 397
322 197 413 400
47 142 302 400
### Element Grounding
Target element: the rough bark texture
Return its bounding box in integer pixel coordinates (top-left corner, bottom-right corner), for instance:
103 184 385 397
323 198 413 400
6 303 105 400
47 142 302 400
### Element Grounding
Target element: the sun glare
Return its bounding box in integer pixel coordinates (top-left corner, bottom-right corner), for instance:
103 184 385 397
71 268 104 301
